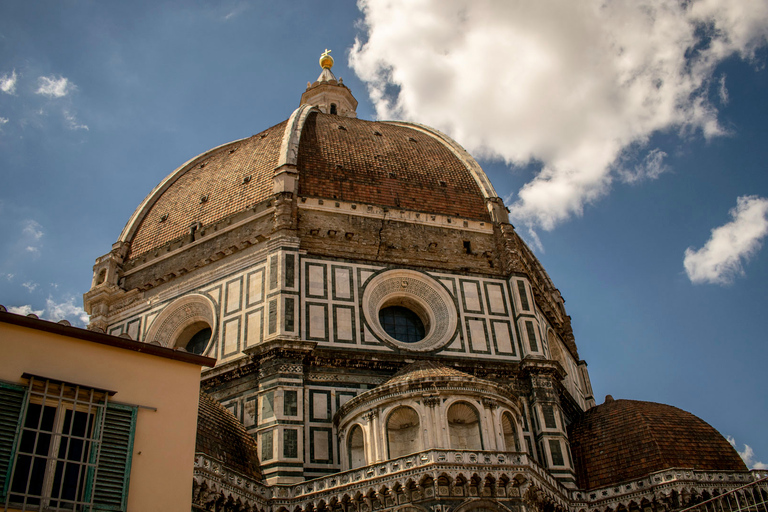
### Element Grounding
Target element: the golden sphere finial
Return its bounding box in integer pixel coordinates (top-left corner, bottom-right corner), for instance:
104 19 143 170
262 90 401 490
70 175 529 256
319 49 334 69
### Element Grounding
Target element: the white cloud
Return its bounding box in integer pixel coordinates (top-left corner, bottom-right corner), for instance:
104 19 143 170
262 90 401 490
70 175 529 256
719 75 729 105
36 75 74 98
617 148 669 184
0 70 17 94
8 304 44 317
6 297 89 327
4 273 14 281
45 296 89 326
728 436 768 469
350 0 768 231
223 3 249 20
22 220 43 240
22 281 38 292
0 116 8 126
63 109 88 131
684 196 768 284
20 219 44 256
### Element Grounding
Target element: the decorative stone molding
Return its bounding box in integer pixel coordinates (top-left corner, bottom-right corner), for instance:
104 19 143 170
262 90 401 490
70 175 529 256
145 293 217 350
362 269 458 353
570 469 762 512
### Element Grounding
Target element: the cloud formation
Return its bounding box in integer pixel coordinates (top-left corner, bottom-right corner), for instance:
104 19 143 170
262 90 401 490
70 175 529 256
36 75 74 98
350 0 768 230
64 109 88 131
0 70 17 94
684 196 768 284
7 297 89 327
45 296 90 326
8 304 44 317
728 436 768 469
20 220 44 256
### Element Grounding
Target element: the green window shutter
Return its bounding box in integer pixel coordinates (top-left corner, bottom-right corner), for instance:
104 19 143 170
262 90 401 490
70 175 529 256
0 382 26 502
91 403 137 511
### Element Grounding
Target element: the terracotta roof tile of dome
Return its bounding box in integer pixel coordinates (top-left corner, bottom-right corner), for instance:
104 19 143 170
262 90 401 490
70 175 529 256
568 397 747 490
125 121 286 260
297 112 491 221
196 390 261 479
385 360 475 385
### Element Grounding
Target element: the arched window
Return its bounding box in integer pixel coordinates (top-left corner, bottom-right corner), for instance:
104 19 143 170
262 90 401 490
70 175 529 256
387 407 421 458
447 402 482 450
330 103 337 115
348 425 365 469
145 293 217 355
183 325 212 355
501 412 520 451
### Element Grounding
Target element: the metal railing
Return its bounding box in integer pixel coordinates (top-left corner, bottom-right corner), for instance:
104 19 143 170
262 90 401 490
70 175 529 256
679 476 768 512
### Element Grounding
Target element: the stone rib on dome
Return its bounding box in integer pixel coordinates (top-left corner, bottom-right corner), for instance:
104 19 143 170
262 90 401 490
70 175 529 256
568 398 747 490
125 121 286 260
297 112 491 221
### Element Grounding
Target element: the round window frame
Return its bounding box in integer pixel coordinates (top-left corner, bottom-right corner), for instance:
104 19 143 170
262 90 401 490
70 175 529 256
362 269 458 352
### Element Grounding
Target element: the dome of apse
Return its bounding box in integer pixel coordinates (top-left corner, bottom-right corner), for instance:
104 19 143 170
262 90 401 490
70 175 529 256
567 397 747 490
118 110 498 262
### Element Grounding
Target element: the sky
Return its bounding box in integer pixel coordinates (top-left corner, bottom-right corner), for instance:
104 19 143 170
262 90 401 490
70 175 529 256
1 0 767 469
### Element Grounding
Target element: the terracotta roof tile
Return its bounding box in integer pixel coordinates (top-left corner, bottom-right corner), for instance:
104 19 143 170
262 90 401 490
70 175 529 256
196 391 261 479
385 360 474 385
297 112 490 221
127 122 286 260
568 398 747 490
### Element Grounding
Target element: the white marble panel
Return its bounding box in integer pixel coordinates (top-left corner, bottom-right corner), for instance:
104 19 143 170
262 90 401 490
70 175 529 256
223 318 239 355
313 430 329 460
486 284 506 314
245 309 263 347
308 304 326 339
226 279 242 314
493 322 513 354
309 265 325 297
335 307 353 341
467 318 488 352
462 281 481 311
334 267 351 299
313 393 328 420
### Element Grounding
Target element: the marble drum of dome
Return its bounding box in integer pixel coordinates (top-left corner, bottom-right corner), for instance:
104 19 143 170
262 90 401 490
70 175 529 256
362 269 458 352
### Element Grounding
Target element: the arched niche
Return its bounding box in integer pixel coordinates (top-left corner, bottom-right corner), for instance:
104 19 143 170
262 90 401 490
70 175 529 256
145 293 217 355
348 424 366 469
501 412 520 451
447 402 482 450
387 406 421 458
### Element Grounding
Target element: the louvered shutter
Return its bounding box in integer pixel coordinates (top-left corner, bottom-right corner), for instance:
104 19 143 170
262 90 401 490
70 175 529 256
0 382 25 502
91 403 137 511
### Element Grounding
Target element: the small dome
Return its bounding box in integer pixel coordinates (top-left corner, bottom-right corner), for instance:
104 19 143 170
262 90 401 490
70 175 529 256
568 399 747 490
196 391 261 479
384 360 475 385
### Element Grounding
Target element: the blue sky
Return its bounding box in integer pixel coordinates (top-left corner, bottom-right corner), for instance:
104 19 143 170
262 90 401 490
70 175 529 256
1 1 767 468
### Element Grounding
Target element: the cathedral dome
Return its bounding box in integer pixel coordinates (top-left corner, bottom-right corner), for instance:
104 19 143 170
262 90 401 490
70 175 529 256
118 110 497 262
567 397 747 490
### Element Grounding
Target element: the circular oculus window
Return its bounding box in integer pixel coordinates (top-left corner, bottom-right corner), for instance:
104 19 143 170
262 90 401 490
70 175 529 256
362 269 458 352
